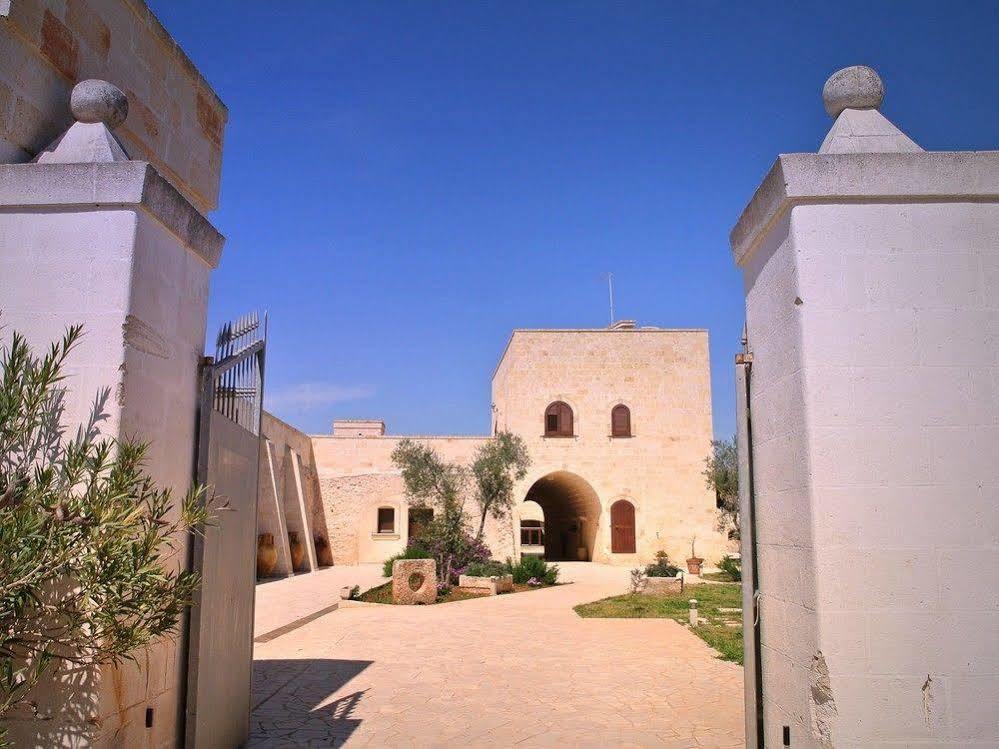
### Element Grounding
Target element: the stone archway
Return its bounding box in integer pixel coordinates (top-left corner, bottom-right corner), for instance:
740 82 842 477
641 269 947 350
523 471 601 561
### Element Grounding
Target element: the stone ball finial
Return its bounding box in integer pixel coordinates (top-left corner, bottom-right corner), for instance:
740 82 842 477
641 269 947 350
822 65 884 118
70 79 128 129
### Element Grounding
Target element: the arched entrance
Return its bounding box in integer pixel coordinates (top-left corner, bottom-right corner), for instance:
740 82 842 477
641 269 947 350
522 471 601 561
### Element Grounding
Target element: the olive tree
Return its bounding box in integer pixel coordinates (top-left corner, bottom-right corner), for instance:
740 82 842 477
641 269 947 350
703 436 739 540
0 325 214 737
390 439 473 584
471 431 530 541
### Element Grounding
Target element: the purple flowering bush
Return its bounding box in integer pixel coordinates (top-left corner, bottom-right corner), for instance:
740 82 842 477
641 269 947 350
410 526 490 587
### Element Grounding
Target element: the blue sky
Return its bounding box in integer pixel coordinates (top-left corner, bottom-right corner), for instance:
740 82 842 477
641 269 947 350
150 0 999 437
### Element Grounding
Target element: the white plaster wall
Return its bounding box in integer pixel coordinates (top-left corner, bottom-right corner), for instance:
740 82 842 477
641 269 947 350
794 202 999 747
741 213 820 746
743 200 999 747
0 209 136 433
0 203 215 746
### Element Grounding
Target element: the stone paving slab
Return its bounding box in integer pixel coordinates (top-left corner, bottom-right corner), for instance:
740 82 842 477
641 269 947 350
249 563 744 748
254 564 387 641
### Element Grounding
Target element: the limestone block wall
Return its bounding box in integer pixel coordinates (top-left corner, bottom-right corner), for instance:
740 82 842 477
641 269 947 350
492 329 726 566
0 0 226 211
310 435 514 566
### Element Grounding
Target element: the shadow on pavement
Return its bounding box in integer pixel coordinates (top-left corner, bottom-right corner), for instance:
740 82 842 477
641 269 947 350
247 658 372 747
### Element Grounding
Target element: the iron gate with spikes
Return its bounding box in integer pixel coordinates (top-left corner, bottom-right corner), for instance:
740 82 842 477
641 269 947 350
184 312 267 749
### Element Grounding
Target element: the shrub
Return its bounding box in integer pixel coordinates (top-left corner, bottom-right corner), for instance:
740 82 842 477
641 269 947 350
0 325 215 733
630 568 648 593
382 544 431 577
508 555 559 585
718 555 742 581
645 550 680 578
418 526 491 584
465 560 508 577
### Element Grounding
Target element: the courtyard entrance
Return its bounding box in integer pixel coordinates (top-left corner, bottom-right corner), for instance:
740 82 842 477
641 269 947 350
248 564 744 747
522 471 601 561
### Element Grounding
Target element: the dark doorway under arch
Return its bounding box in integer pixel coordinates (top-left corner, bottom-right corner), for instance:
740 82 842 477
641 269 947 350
522 471 601 561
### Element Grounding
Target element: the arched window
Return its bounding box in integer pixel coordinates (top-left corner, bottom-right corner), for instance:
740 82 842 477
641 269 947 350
377 507 396 534
611 404 631 437
544 401 574 437
610 500 636 553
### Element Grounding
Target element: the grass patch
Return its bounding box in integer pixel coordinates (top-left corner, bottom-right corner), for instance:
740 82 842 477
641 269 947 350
701 571 737 582
573 583 744 664
357 581 556 605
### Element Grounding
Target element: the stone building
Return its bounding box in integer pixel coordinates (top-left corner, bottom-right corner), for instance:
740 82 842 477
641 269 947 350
259 323 729 572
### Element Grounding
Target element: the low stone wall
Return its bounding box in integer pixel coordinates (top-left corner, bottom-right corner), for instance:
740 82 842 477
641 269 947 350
459 574 514 595
641 576 683 595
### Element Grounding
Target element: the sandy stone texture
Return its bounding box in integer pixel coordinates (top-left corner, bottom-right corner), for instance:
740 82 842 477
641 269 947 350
391 558 437 605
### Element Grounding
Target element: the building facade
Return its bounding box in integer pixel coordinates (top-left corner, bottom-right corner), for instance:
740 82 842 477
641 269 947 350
261 323 728 571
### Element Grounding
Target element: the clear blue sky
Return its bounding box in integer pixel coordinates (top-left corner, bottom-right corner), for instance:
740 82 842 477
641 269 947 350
150 0 999 437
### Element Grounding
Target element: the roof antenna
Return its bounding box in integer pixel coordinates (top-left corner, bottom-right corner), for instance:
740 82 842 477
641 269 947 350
607 272 615 325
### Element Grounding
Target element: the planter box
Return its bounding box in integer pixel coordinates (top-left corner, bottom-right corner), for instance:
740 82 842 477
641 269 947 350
458 574 514 595
641 576 683 595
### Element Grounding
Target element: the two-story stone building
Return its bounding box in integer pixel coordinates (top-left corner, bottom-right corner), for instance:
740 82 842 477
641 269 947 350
260 321 727 572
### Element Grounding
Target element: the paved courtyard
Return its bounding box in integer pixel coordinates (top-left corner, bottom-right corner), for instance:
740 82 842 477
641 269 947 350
249 563 744 748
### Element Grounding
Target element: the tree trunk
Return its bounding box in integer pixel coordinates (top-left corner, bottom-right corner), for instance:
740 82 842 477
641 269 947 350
476 510 488 541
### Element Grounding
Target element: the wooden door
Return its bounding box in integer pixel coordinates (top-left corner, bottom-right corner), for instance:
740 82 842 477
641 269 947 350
408 507 433 541
610 500 636 553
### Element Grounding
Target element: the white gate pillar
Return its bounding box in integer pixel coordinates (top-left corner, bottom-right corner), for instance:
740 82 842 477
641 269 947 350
731 66 999 747
0 81 223 747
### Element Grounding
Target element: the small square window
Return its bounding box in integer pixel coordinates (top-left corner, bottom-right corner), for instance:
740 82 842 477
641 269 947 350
377 507 395 534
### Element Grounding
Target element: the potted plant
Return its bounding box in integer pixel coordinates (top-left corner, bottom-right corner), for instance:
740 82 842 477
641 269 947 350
686 537 704 576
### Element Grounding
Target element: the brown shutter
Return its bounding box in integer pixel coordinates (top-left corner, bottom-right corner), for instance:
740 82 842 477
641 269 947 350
612 405 631 437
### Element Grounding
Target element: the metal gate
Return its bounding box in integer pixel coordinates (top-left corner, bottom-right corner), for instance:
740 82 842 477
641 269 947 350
185 313 266 748
735 326 764 749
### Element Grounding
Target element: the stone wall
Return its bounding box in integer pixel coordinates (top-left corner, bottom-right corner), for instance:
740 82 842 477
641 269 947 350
310 435 507 566
0 0 226 212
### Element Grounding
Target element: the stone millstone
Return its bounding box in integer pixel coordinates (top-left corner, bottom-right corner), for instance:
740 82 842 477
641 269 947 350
392 558 437 605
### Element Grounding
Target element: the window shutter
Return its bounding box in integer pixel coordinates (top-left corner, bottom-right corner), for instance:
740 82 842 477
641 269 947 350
612 405 630 437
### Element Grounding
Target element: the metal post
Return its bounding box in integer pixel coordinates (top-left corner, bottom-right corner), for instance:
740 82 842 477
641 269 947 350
736 345 763 749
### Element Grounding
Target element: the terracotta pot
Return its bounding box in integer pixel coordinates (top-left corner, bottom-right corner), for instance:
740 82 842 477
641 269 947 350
315 536 334 567
256 533 277 578
686 557 704 575
289 531 306 571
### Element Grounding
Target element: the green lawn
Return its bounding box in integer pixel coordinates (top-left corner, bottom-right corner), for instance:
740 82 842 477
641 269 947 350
573 582 744 664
